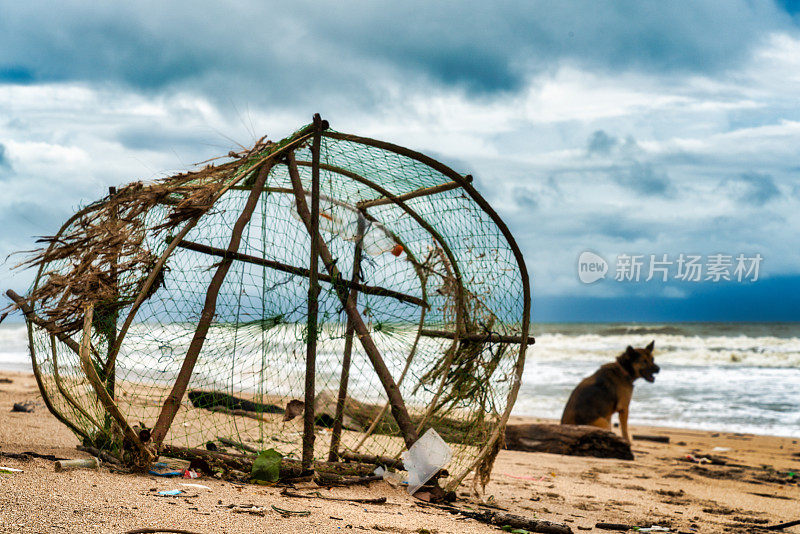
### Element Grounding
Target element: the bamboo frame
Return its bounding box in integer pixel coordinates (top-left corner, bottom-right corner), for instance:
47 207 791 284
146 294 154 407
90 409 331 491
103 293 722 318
8 289 92 441
50 334 103 430
13 115 530 492
171 239 428 308
291 159 467 333
102 125 319 380
420 329 535 346
327 213 365 461
301 114 324 470
78 304 152 462
150 160 275 446
286 151 420 449
350 276 429 453
321 131 532 492
356 178 470 209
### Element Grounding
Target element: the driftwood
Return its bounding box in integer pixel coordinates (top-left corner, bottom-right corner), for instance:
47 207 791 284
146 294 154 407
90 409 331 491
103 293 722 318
432 503 572 534
161 445 377 483
280 488 386 504
503 424 633 460
632 434 669 443
318 391 483 445
188 390 283 414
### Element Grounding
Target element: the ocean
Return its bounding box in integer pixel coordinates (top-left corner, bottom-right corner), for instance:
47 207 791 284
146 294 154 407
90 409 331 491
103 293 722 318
1 322 798 438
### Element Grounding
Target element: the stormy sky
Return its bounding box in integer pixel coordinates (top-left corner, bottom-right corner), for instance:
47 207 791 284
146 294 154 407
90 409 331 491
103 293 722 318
1 1 799 322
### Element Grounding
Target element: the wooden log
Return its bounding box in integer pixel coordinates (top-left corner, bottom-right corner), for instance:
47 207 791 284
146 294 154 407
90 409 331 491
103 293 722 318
150 160 274 447
172 239 428 308
632 434 669 443
315 391 480 445
503 424 633 460
188 390 283 414
286 153 419 449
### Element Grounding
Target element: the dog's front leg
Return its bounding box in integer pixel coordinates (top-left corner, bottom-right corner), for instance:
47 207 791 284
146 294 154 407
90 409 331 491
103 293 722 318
618 408 630 442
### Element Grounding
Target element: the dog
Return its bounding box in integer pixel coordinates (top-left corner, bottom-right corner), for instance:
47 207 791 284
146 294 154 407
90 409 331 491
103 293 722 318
560 341 659 442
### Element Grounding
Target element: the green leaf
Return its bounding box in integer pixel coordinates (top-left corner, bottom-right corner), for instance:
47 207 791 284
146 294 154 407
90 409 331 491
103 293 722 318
251 448 282 483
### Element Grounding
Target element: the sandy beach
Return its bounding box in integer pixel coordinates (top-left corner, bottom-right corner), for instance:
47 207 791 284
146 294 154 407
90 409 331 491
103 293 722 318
0 370 797 534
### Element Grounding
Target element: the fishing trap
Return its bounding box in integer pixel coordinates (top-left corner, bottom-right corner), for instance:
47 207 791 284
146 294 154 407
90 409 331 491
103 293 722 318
8 114 532 492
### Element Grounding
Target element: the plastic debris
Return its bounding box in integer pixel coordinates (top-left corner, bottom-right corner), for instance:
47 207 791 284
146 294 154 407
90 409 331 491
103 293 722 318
54 457 99 472
180 483 211 491
290 194 403 256
149 462 183 477
182 469 200 479
157 489 183 496
401 428 452 495
0 466 23 473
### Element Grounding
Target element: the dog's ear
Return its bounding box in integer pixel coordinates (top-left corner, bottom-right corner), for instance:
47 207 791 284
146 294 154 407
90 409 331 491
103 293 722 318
620 345 637 362
645 340 655 353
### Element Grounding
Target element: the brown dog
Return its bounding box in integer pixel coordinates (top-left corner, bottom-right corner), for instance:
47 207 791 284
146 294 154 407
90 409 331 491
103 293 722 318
560 341 659 442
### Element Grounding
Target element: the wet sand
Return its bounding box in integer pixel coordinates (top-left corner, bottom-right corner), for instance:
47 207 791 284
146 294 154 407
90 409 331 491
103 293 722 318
1 370 798 533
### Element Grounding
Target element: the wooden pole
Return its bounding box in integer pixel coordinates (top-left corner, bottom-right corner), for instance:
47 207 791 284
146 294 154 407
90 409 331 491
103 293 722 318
357 179 471 209
171 239 427 308
150 161 274 447
286 152 419 449
328 214 365 461
78 303 152 463
301 114 323 471
106 186 118 401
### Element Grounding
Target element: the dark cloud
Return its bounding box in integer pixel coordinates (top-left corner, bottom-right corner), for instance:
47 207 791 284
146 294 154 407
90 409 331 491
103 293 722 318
115 127 224 153
612 161 671 196
0 65 34 84
587 130 617 155
0 143 11 178
0 1 793 105
721 172 781 205
590 217 658 241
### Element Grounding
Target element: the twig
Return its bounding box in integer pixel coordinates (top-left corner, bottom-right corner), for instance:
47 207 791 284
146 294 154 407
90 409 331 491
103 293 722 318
280 488 386 504
429 503 573 534
316 474 383 487
595 523 632 531
217 437 259 454
271 505 310 517
77 445 123 466
763 519 800 531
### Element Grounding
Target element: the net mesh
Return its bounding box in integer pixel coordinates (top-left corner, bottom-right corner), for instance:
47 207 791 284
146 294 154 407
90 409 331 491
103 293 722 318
22 124 530 488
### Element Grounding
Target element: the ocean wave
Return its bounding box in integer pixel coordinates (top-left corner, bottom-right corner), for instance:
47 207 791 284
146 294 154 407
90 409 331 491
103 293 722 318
530 332 800 368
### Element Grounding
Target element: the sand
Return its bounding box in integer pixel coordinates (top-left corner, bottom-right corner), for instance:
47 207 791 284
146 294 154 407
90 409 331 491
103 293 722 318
0 370 798 534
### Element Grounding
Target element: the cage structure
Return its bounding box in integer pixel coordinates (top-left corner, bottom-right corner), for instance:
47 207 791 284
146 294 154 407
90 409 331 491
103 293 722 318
10 115 532 491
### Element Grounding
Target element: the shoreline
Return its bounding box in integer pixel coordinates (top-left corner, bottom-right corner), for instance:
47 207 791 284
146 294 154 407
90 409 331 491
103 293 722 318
1 369 798 533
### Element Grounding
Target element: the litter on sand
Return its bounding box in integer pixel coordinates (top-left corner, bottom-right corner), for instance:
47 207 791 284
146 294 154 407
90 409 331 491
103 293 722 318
157 489 184 496
0 466 23 473
179 483 211 490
